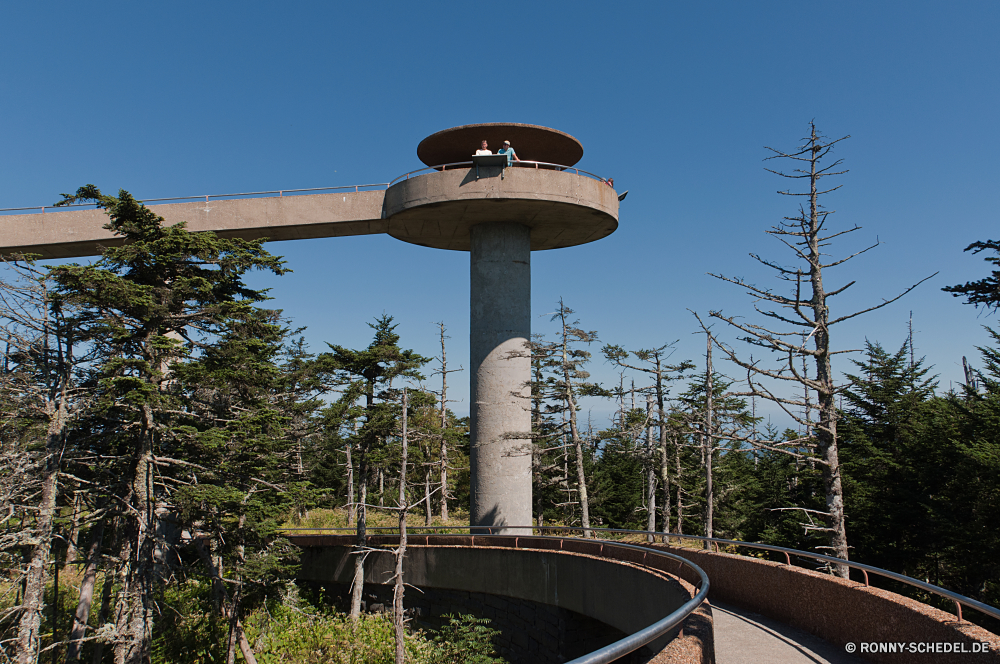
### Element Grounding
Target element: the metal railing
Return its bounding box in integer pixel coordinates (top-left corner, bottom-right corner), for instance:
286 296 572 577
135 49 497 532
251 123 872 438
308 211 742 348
288 529 709 664
283 524 1000 625
388 160 609 186
0 183 390 215
1 161 610 214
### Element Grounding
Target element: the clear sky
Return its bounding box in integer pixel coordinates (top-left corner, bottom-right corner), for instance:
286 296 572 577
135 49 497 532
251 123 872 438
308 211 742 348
3 1 998 428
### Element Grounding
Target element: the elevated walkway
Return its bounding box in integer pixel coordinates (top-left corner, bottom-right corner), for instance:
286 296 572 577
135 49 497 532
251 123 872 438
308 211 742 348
713 601 860 664
287 529 1000 663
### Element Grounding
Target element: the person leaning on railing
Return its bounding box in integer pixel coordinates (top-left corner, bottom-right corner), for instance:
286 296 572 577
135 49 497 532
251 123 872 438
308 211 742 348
498 140 520 166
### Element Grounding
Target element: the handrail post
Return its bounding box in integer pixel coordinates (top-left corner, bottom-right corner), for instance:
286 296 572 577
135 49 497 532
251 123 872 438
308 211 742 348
955 600 963 622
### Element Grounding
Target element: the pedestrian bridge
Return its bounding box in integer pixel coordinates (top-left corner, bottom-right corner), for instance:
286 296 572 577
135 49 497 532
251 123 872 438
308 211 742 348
287 531 1000 664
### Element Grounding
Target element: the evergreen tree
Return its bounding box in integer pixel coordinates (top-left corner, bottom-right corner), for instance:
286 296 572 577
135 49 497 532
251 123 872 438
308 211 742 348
318 315 428 618
49 185 287 664
839 339 938 575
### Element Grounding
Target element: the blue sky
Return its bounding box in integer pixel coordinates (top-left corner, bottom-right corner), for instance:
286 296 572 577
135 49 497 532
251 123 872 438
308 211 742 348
3 1 998 427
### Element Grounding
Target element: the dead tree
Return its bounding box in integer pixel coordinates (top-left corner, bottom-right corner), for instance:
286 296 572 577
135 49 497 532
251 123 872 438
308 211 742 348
551 299 601 538
705 124 934 576
703 331 715 548
431 322 462 522
0 259 99 664
645 395 657 541
603 343 692 539
393 389 409 664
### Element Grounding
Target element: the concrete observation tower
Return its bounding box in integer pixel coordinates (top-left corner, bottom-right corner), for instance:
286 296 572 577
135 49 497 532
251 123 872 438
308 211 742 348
390 123 619 533
0 122 620 534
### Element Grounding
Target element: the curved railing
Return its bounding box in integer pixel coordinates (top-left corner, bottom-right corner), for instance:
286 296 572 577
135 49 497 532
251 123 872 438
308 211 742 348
288 530 709 664
284 524 1000 626
388 160 610 186
0 183 391 214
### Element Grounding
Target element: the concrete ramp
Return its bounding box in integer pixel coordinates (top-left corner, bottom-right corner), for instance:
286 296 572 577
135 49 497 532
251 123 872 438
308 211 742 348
0 190 387 259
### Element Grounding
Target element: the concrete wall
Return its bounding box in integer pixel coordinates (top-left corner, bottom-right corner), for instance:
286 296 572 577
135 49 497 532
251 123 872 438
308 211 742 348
644 543 1000 664
384 166 619 251
299 544 688 649
292 536 713 662
316 582 632 663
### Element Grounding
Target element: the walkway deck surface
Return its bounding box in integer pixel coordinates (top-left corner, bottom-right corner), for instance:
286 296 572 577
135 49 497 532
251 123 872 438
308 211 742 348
712 601 863 664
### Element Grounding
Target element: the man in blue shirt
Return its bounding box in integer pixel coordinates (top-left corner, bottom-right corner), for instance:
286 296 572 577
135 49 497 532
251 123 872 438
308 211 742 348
498 140 520 166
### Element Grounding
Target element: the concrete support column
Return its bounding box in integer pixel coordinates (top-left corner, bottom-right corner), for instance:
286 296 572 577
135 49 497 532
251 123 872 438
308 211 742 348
470 222 532 534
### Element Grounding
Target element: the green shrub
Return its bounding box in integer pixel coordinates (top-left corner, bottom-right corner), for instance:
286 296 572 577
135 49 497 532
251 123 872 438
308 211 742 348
431 614 504 664
243 607 439 664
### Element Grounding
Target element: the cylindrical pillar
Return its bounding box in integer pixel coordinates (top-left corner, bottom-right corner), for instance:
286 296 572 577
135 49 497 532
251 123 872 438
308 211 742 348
470 222 532 534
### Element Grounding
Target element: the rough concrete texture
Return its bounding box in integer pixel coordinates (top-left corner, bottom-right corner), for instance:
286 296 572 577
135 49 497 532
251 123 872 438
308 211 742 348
416 122 585 167
469 223 532 534
651 601 714 664
0 190 388 259
290 535 712 663
0 163 618 259
385 165 619 251
713 601 862 664
643 543 1000 663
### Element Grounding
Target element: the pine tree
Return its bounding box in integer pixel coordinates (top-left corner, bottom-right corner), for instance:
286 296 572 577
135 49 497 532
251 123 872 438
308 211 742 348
49 185 287 663
318 315 428 618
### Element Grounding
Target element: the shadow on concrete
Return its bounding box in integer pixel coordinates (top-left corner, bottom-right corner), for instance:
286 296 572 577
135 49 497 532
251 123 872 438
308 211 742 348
713 601 862 664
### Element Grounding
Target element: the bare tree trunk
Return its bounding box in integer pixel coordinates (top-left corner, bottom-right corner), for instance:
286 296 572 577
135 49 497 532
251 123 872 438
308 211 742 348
66 515 106 661
65 491 82 565
437 323 451 522
193 538 258 664
424 464 432 527
560 313 591 538
113 408 157 664
676 439 684 536
378 467 384 507
393 389 409 664
15 408 66 664
91 569 113 664
656 362 671 542
346 441 355 526
704 333 714 548
350 466 367 619
646 395 656 542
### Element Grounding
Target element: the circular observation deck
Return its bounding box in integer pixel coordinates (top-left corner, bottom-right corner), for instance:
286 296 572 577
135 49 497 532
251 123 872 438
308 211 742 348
416 122 584 167
387 123 618 251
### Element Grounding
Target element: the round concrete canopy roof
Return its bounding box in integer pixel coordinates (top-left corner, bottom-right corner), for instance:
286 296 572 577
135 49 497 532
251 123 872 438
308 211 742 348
417 123 584 168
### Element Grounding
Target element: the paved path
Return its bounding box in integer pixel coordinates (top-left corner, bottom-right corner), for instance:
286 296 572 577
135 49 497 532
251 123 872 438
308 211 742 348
712 601 864 664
